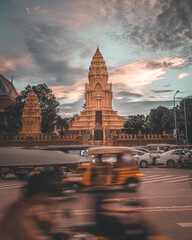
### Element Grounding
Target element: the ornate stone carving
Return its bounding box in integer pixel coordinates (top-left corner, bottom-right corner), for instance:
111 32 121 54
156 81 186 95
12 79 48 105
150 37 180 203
69 47 125 139
21 91 42 136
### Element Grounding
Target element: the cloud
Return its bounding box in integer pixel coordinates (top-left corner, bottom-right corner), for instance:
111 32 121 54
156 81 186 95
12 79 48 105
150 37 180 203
26 6 50 15
0 54 32 73
59 99 84 117
7 18 89 86
50 77 86 101
177 73 190 79
49 56 185 110
109 56 186 97
113 0 192 53
69 0 192 58
152 90 174 93
113 99 174 116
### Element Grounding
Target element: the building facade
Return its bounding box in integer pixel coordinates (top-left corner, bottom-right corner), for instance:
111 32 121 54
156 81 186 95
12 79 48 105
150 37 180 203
69 48 125 140
0 74 18 124
21 91 42 136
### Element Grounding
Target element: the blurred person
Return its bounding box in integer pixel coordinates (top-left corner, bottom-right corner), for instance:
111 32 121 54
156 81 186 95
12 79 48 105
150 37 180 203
0 171 63 240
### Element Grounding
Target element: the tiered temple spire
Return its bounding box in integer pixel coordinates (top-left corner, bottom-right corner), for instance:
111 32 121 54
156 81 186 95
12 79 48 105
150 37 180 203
21 91 42 136
85 47 112 111
69 48 125 140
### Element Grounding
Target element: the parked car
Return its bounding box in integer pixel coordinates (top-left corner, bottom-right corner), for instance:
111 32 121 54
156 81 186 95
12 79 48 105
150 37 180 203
135 147 150 153
146 144 176 165
156 149 192 168
133 150 152 168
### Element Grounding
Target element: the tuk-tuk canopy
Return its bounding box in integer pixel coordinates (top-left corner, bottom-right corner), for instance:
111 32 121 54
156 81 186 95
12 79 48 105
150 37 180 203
0 147 89 168
88 146 133 155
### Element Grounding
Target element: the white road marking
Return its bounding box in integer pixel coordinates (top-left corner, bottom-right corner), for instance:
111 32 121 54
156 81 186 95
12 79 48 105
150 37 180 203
0 185 22 190
0 181 24 190
166 177 191 183
143 175 178 183
177 223 192 227
142 174 162 179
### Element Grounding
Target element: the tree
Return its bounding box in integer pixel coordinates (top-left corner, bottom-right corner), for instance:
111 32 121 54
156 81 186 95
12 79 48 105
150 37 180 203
147 106 172 134
5 84 59 136
123 115 146 134
56 116 70 135
178 97 192 143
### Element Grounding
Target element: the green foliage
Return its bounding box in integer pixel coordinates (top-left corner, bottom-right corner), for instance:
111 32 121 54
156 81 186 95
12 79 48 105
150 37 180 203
123 115 148 134
147 106 174 134
123 99 192 143
56 116 70 135
4 84 59 136
179 97 192 142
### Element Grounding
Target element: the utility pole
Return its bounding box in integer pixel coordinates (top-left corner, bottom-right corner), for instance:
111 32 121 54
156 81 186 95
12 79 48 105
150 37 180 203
173 91 179 145
183 98 188 147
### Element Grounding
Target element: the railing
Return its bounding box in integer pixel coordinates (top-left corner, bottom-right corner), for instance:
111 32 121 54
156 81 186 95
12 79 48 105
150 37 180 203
0 131 185 147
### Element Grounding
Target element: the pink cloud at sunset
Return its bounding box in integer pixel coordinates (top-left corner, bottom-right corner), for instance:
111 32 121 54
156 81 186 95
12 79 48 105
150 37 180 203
109 57 186 94
50 77 87 102
0 54 32 73
177 73 190 79
50 56 186 102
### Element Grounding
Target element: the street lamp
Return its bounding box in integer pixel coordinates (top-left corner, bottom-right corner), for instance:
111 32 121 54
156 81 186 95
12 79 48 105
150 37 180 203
183 98 188 147
173 90 179 144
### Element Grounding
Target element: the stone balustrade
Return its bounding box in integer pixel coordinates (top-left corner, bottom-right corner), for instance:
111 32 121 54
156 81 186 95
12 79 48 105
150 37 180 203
0 131 185 147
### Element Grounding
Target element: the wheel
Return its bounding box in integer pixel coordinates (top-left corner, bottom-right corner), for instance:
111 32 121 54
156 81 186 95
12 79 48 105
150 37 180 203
167 159 175 168
0 172 7 179
71 183 81 192
153 157 157 165
125 178 138 192
140 160 148 168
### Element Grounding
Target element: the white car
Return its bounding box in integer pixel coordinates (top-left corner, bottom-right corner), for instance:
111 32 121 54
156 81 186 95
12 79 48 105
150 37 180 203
133 150 153 168
156 149 191 168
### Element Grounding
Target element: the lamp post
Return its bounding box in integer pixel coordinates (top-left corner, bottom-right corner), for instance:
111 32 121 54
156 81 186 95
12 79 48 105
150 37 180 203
183 98 188 147
173 90 179 145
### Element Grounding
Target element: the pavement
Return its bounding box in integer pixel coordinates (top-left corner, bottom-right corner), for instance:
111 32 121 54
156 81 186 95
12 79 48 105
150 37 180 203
0 167 192 240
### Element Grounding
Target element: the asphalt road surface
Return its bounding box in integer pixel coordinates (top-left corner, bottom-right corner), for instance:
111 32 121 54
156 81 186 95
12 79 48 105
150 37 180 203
0 166 192 240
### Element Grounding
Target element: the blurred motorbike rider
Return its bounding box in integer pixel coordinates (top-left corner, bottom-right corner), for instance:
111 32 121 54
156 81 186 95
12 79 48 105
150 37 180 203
0 171 63 240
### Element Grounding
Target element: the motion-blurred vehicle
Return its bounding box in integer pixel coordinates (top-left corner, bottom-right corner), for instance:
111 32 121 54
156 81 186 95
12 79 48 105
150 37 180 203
156 149 192 168
34 144 100 157
62 146 143 192
0 147 90 179
133 150 152 168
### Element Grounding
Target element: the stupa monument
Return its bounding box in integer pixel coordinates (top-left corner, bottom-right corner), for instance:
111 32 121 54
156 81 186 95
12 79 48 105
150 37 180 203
69 47 125 140
21 91 42 136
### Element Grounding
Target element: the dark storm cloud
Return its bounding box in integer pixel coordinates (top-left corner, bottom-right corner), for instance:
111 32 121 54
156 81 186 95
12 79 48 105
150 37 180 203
151 90 174 93
124 0 192 54
118 0 192 54
60 98 84 116
23 21 86 85
145 59 184 69
117 90 143 98
0 13 89 86
73 0 192 62
83 0 191 60
113 99 174 116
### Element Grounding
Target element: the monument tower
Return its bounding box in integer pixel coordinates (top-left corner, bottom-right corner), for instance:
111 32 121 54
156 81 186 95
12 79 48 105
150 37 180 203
69 48 125 140
21 91 42 136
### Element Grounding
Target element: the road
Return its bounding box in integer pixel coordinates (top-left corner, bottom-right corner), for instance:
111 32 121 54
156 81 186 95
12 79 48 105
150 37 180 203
0 167 192 240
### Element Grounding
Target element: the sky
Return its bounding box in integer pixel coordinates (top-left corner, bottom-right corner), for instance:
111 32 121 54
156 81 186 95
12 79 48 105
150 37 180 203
0 0 192 118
